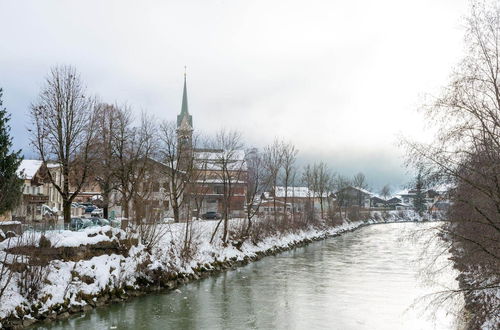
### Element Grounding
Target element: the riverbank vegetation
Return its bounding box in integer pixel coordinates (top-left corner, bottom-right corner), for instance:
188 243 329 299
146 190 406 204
404 1 500 328
0 211 419 328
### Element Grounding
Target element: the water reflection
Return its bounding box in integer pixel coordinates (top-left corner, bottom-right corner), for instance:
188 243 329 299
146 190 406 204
33 222 459 330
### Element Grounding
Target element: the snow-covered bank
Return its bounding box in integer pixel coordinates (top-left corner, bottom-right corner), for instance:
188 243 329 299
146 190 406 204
0 211 421 328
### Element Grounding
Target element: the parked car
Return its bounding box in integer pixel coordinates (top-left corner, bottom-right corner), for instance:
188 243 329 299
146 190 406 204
70 217 93 231
202 211 221 220
91 208 103 217
84 205 96 213
90 218 110 226
80 202 93 207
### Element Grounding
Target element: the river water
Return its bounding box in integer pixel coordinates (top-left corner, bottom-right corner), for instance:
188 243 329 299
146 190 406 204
34 222 461 330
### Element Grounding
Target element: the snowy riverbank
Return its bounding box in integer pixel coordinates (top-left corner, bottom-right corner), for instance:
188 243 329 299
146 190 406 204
0 211 420 328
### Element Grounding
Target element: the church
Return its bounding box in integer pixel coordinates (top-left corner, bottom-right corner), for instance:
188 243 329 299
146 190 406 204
175 74 248 219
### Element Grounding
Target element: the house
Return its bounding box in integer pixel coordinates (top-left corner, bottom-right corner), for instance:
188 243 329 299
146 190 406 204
11 160 89 222
386 197 402 206
188 149 247 218
399 189 440 210
370 196 387 208
133 158 174 220
335 186 373 208
12 160 57 222
273 186 310 214
259 199 292 217
261 186 333 218
394 203 412 210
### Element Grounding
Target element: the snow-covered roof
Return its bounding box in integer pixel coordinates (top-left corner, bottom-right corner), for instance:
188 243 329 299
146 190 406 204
194 149 247 171
17 160 43 180
272 186 330 198
274 186 311 198
353 186 373 196
195 179 246 184
335 186 374 196
195 149 245 160
46 162 61 169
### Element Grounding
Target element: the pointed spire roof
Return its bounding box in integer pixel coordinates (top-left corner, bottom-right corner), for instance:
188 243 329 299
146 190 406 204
177 70 193 128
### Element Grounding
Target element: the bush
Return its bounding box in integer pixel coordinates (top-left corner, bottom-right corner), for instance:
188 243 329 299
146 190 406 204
39 235 51 249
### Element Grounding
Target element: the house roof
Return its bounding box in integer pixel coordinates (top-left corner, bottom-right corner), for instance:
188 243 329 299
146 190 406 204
335 186 373 196
194 149 247 171
274 186 311 198
270 186 331 198
370 196 386 202
17 160 43 180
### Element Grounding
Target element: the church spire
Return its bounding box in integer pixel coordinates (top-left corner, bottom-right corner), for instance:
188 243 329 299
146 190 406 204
177 67 193 128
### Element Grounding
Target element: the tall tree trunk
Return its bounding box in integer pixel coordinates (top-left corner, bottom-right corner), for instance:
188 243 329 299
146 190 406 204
172 199 180 223
63 199 71 224
103 191 109 219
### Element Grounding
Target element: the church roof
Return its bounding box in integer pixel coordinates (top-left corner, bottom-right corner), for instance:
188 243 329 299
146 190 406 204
177 73 193 128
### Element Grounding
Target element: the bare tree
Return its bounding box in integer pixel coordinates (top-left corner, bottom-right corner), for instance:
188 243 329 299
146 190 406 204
280 141 298 221
380 184 391 200
352 172 368 189
30 65 97 224
313 162 332 219
94 103 120 219
112 108 155 220
190 158 211 220
302 164 315 220
403 2 500 327
352 172 369 207
244 148 267 236
333 174 351 218
263 139 284 222
208 129 245 244
157 120 198 223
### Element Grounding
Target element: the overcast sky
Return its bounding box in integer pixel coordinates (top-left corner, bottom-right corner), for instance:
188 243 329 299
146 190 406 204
0 0 469 192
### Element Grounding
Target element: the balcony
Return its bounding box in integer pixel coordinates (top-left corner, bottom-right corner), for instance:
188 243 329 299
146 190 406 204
23 194 49 204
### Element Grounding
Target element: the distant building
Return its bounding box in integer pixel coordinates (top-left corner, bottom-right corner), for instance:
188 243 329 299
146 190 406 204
370 196 387 208
335 186 372 208
386 197 402 206
399 189 439 210
175 73 248 218
259 199 292 217
189 149 247 218
12 160 60 222
261 186 333 218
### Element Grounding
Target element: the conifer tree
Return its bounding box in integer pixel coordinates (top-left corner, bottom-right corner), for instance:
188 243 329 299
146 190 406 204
413 170 426 216
0 88 24 216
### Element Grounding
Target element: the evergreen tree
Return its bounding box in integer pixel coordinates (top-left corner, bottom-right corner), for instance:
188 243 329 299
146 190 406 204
0 88 24 216
413 170 426 216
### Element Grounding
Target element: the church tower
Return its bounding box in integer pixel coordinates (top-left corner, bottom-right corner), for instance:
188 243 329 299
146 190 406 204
176 71 193 152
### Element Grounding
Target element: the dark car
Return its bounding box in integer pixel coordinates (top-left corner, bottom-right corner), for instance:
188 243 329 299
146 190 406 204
84 206 96 213
202 211 221 220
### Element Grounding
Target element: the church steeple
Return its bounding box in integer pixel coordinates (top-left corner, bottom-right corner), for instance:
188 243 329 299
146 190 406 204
176 69 193 155
177 69 193 129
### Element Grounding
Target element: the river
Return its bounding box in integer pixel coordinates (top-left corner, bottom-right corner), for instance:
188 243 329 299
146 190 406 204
33 222 461 330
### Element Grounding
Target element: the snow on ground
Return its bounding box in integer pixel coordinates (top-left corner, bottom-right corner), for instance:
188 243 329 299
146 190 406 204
0 211 424 324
